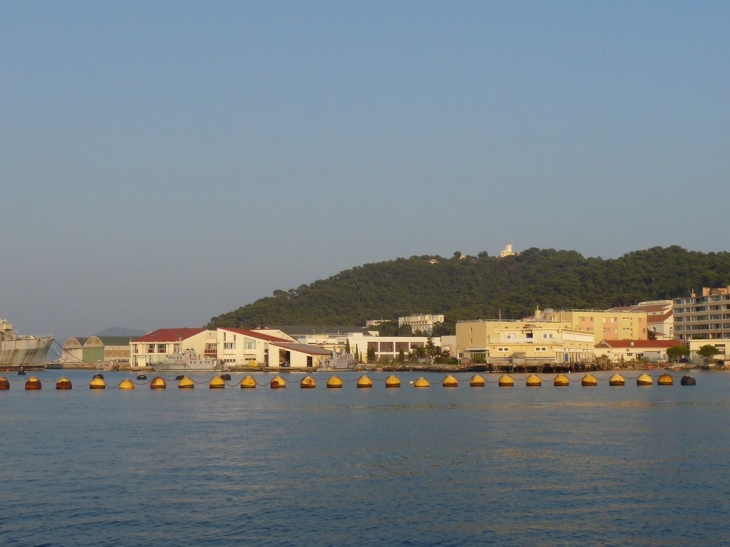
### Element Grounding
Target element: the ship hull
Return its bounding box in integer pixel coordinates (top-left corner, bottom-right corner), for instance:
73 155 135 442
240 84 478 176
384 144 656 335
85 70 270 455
0 336 54 369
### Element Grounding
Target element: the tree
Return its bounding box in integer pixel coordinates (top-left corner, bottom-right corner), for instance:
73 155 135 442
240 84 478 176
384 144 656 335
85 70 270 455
367 346 376 363
697 344 720 360
345 339 351 355
666 345 689 362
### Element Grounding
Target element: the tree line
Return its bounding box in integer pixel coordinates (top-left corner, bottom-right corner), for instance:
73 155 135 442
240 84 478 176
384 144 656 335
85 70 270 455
206 246 730 334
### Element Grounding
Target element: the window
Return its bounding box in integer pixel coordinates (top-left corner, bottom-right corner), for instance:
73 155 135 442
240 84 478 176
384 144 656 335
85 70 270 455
224 342 235 350
542 333 554 339
157 344 166 353
244 339 256 350
147 344 155 354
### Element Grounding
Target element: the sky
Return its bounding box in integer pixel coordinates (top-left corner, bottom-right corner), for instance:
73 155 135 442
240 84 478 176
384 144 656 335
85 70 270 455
1 0 729 343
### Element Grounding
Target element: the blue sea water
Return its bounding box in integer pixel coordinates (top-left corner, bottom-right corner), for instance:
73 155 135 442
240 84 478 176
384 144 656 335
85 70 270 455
1 370 729 546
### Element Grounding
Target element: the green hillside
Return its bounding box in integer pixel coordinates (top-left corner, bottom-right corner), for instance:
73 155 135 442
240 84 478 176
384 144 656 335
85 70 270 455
207 246 730 332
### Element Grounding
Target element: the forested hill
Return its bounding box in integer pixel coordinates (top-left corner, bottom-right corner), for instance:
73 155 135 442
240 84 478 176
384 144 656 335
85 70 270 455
207 246 730 330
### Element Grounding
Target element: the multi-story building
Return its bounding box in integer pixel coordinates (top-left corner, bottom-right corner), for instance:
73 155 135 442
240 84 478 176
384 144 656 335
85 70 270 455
455 319 595 365
398 314 445 334
674 286 730 342
537 309 648 344
608 301 674 339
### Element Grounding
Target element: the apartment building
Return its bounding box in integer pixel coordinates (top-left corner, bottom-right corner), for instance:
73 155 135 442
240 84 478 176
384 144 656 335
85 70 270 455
674 286 730 342
538 309 647 344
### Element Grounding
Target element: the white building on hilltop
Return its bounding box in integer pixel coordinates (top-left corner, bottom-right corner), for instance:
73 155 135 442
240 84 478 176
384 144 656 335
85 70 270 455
500 243 516 258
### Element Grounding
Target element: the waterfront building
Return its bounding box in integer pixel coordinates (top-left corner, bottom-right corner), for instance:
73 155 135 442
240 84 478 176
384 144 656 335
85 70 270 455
687 338 730 362
455 319 595 365
398 313 445 335
537 309 648 344
60 336 132 367
673 286 730 342
217 327 294 368
273 326 439 363
594 339 683 363
130 328 217 369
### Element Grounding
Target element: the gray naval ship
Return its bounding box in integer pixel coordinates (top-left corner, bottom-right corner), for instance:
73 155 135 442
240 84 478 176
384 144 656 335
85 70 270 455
0 317 54 369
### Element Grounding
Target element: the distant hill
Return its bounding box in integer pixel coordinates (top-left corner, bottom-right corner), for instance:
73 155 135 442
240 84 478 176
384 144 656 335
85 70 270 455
96 327 147 338
207 246 730 333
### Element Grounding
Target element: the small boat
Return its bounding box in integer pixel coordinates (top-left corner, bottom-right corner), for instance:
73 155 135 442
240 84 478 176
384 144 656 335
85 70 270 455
151 349 229 373
319 354 357 371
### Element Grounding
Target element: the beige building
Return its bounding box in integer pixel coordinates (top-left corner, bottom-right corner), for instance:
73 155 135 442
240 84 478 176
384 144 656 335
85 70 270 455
608 301 674 339
537 309 648 344
456 319 595 365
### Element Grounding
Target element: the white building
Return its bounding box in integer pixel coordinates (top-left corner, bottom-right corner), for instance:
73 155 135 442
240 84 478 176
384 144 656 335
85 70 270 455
130 328 217 369
398 314 445 335
217 327 295 368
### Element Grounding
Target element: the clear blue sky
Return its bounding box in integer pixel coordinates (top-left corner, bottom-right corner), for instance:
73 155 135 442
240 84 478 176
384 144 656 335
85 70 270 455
2 1 728 341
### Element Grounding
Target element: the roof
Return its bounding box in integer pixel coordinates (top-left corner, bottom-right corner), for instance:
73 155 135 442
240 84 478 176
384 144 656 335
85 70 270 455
133 328 208 343
596 339 683 349
647 310 673 323
270 342 333 356
63 336 133 347
219 327 290 343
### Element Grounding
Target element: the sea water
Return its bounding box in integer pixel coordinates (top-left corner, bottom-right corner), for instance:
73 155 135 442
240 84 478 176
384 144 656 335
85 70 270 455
1 370 729 546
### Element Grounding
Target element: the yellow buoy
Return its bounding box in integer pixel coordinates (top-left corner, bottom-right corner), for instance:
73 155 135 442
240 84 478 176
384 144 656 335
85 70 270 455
609 374 625 386
637 373 653 386
25 376 42 390
56 377 72 390
498 374 514 387
581 374 598 387
300 376 316 389
270 376 286 389
384 375 400 388
178 377 194 389
209 376 225 389
89 377 106 389
526 374 542 387
240 375 257 389
442 374 458 387
0 377 9 390
118 378 135 390
658 373 674 386
554 374 570 387
327 376 343 388
357 375 373 388
469 374 485 387
414 376 430 388
150 377 166 389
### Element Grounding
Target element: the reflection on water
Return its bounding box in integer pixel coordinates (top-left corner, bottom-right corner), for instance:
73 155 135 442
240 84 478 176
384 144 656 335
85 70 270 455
0 370 729 546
